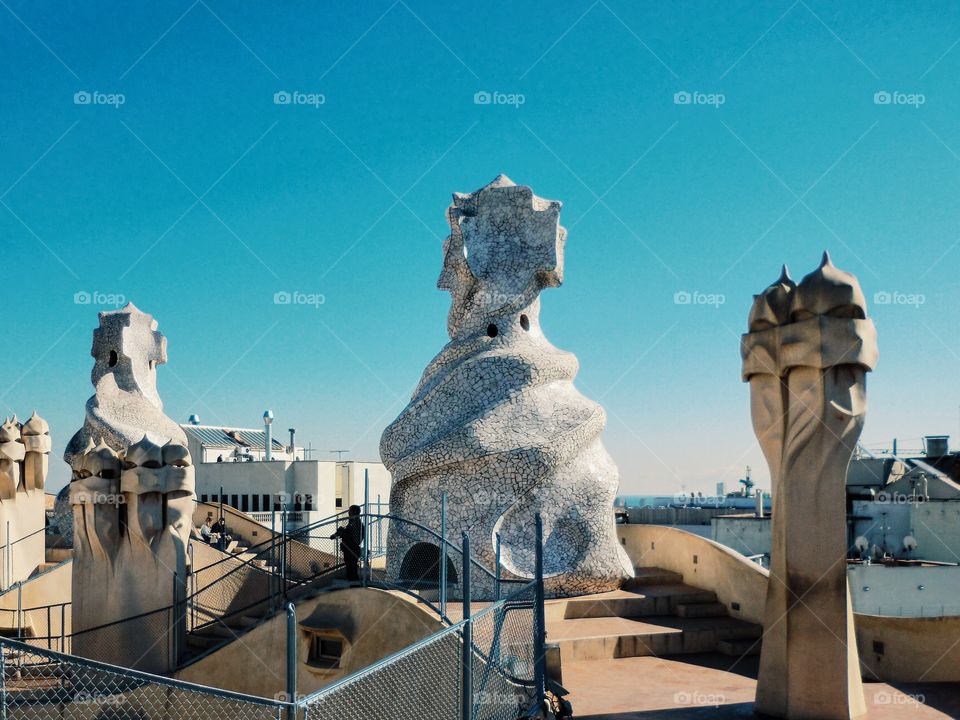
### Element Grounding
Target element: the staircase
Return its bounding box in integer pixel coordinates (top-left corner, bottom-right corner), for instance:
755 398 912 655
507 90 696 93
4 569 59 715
545 567 762 663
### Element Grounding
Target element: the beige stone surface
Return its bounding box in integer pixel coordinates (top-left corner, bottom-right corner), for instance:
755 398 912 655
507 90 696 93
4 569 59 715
743 255 876 719
66 306 195 673
175 587 443 697
0 413 50 588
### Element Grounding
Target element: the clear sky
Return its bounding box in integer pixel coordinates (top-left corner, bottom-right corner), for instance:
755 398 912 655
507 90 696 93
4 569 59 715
3 1 960 495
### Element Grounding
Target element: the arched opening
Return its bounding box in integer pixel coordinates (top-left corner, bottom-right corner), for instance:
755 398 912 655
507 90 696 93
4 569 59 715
399 542 458 588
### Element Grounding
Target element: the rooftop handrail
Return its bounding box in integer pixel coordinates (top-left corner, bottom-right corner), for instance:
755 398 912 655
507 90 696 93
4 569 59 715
0 636 292 708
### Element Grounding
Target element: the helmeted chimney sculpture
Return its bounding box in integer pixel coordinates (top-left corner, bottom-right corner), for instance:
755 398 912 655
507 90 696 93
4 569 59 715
381 175 632 598
65 304 195 673
742 254 875 719
0 412 51 587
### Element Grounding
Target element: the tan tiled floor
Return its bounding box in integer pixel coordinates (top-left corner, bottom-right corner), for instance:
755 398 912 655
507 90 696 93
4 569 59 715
562 655 959 719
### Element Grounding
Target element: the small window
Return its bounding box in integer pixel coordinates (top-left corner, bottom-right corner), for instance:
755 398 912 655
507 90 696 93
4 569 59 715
308 636 343 669
231 494 239 509
335 498 343 508
241 495 249 512
304 495 314 512
252 495 260 512
262 494 270 511
200 494 207 503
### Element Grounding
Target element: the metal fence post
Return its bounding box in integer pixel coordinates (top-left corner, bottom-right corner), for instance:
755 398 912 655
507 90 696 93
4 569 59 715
271 511 277 610
440 493 448 618
15 583 21 640
281 506 288 596
286 603 297 720
461 532 472 720
534 514 546 704
363 469 370 587
1 640 6 720
171 571 179 671
376 493 383 555
494 532 501 602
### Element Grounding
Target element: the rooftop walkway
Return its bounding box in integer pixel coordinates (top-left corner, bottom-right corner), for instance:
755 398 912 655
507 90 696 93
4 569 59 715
547 567 960 719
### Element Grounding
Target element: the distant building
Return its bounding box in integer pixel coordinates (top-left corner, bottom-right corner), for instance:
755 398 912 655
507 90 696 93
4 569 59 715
181 423 300 463
181 421 391 531
712 434 960 567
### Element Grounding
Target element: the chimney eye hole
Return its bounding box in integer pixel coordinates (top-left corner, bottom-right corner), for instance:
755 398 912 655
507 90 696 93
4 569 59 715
108 351 119 367
486 324 498 338
520 314 530 331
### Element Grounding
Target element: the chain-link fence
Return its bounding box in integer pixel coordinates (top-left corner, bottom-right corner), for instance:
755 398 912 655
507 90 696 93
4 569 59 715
0 638 290 720
301 621 464 720
470 582 538 720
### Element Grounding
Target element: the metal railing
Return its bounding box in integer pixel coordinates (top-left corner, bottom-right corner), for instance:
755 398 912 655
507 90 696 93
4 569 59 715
298 515 547 720
0 508 549 720
0 637 291 719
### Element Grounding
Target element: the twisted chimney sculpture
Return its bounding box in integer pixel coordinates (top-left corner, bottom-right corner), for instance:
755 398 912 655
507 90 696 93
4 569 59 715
66 304 195 673
742 254 875 720
381 175 632 598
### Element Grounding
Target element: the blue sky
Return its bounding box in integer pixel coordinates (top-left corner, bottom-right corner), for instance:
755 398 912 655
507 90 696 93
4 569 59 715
3 1 960 494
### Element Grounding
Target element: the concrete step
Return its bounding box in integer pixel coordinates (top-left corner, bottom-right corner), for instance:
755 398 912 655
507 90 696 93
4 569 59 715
625 567 683 587
674 602 729 619
548 615 762 663
549 585 717 622
717 638 761 657
185 634 221 651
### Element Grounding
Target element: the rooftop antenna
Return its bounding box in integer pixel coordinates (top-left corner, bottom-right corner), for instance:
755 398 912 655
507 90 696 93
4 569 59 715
302 442 315 460
330 449 350 461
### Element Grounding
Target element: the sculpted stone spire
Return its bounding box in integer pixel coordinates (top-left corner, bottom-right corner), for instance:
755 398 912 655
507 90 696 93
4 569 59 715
742 254 875 719
64 303 186 469
66 304 195 673
381 176 632 598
